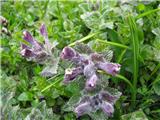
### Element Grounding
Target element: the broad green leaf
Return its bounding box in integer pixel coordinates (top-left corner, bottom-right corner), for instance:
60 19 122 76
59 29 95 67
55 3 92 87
81 11 101 29
18 92 33 101
41 57 60 77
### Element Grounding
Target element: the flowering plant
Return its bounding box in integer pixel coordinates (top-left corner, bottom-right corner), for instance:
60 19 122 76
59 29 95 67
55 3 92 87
20 24 122 119
21 24 59 77
60 44 121 117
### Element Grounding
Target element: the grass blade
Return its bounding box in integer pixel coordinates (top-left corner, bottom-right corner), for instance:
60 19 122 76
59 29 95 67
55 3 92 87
135 8 160 20
128 16 140 107
68 32 100 47
96 39 131 50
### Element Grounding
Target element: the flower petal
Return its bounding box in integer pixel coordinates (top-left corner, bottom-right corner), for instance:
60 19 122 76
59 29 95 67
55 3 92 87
23 31 42 50
90 53 105 62
20 48 34 58
60 47 77 60
21 43 30 49
85 74 98 91
99 90 121 104
97 62 121 76
83 61 95 78
101 101 114 117
23 31 34 44
40 23 48 38
74 102 92 117
63 67 83 84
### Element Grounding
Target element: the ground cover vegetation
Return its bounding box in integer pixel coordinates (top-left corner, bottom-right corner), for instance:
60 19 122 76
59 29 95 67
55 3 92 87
1 0 160 120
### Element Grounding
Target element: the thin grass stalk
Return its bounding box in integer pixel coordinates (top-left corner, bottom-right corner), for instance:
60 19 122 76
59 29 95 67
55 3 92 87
128 16 139 108
96 39 131 50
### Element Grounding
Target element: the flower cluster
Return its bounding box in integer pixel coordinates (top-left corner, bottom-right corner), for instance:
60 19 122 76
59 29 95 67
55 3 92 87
20 24 59 77
60 45 122 117
74 90 121 117
60 46 121 90
20 24 53 63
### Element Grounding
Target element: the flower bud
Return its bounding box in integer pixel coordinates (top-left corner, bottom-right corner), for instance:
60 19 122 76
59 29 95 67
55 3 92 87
40 23 48 38
23 31 34 44
60 47 77 60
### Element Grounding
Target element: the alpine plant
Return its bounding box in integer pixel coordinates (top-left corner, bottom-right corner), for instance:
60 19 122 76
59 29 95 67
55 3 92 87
20 24 122 118
60 44 122 118
20 24 59 77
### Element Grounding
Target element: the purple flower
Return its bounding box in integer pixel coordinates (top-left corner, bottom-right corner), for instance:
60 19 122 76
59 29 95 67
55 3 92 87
97 62 121 76
63 67 83 84
99 90 121 104
85 74 98 91
83 61 96 77
40 24 52 52
101 101 114 117
60 47 77 60
74 102 92 117
40 23 48 38
23 31 42 50
23 31 34 44
20 24 53 63
73 90 121 117
60 46 122 118
20 48 34 58
90 53 105 62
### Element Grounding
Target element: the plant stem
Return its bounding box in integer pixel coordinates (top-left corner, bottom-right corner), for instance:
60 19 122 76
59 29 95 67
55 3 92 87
135 8 160 20
41 76 63 93
68 32 100 47
148 63 160 81
97 70 134 93
116 74 134 93
117 49 127 63
96 39 131 50
42 0 49 19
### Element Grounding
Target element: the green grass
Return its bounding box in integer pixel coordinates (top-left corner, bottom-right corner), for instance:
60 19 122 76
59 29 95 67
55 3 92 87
127 16 140 108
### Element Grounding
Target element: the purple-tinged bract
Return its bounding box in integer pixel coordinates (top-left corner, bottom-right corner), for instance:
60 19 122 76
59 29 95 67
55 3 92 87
74 102 92 117
101 101 114 117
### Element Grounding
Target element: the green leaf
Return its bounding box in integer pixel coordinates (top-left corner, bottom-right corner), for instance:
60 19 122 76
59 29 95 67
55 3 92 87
89 110 108 120
121 109 148 120
63 19 74 31
41 57 60 77
153 75 160 95
128 16 140 107
74 43 93 54
18 92 33 101
81 11 101 29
